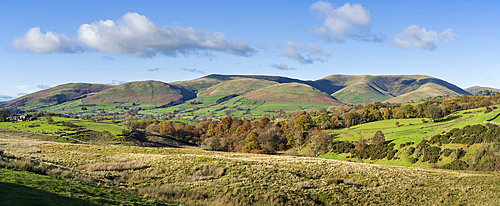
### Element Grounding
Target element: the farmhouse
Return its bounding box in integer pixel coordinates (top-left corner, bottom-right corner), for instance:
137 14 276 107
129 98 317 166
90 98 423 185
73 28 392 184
11 114 32 121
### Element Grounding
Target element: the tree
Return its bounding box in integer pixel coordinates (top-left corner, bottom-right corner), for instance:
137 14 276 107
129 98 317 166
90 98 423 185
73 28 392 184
368 109 381 122
123 113 137 132
294 114 313 132
241 132 260 153
45 115 54 124
0 109 10 122
395 122 400 131
371 130 385 146
425 104 443 122
355 137 368 151
380 108 392 120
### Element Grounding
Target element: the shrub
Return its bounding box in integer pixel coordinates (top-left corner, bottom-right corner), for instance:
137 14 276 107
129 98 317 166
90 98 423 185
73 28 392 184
442 148 452 157
440 160 469 170
409 157 418 164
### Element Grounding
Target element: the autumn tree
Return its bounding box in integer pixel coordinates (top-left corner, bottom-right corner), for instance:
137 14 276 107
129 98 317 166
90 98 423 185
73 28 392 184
241 132 260 153
294 113 313 132
425 104 443 122
355 137 368 151
371 130 385 146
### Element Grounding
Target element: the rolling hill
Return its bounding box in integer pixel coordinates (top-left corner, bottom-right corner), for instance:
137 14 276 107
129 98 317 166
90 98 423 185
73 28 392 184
1 83 113 107
81 80 196 104
244 82 345 105
0 74 472 114
314 75 469 105
198 78 278 96
465 86 500 95
385 83 462 103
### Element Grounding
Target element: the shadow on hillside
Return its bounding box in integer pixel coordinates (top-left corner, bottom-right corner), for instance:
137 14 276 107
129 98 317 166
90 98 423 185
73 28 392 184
436 115 462 123
0 182 97 206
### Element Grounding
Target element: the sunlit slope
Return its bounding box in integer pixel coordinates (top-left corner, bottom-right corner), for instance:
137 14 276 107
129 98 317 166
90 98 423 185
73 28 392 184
198 78 278 96
81 80 196 103
2 83 113 107
244 82 345 105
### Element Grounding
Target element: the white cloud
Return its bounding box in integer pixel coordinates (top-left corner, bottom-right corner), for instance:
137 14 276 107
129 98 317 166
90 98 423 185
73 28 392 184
392 25 458 50
11 27 77 53
270 63 296 70
283 41 331 64
309 2 385 42
37 84 51 89
77 12 255 57
12 13 255 58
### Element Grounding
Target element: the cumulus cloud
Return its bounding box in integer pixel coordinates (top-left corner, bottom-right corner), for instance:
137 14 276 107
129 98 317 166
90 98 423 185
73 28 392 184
12 12 256 58
308 2 385 42
147 67 161 72
0 95 15 102
37 84 51 89
76 12 256 57
181 68 206 74
11 27 78 53
270 63 296 70
392 25 458 50
283 41 331 64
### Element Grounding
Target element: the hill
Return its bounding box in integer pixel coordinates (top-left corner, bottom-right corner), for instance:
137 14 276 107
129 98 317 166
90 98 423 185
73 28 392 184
465 86 500 95
198 78 278 96
81 80 196 104
385 83 462 103
244 82 345 105
1 83 113 108
314 75 469 104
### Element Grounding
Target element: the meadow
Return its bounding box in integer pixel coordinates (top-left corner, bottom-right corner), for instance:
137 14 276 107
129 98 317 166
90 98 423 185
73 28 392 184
1 133 500 205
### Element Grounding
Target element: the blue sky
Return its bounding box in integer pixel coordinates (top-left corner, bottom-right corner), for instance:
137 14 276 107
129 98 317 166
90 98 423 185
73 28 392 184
1 0 499 101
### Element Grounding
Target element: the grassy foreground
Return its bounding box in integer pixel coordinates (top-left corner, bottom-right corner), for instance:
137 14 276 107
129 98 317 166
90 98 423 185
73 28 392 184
1 134 500 205
0 169 172 205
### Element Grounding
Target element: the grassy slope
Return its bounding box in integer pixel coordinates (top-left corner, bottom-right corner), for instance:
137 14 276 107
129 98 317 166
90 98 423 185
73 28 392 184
322 106 499 167
82 80 196 104
332 82 393 105
2 83 113 108
198 78 278 96
465 86 500 94
0 117 123 136
316 74 469 105
2 136 500 205
0 169 170 205
244 82 345 105
386 83 461 103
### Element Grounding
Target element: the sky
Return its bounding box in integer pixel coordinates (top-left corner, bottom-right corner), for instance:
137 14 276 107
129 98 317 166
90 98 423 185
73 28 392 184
1 0 499 101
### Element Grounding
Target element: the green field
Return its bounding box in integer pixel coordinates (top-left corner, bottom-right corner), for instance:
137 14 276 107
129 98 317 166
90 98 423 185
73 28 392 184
321 106 500 167
0 117 123 137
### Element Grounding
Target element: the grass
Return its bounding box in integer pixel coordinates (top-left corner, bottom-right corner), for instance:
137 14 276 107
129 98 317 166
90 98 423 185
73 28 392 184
0 117 123 136
0 168 172 205
1 136 500 205
321 106 500 168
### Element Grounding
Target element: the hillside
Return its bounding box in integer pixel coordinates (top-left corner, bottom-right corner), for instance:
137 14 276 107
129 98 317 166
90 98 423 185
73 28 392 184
332 82 394 105
81 80 196 104
314 75 469 104
244 82 345 105
198 78 278 96
466 86 500 95
385 83 462 103
1 83 113 107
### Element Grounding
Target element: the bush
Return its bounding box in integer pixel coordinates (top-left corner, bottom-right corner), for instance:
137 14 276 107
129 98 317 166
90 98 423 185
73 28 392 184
442 148 452 157
405 147 415 156
440 160 469 170
409 157 418 164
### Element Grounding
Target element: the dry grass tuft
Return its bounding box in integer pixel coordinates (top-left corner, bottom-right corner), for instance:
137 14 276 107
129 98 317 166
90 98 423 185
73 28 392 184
79 161 147 171
190 164 224 180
